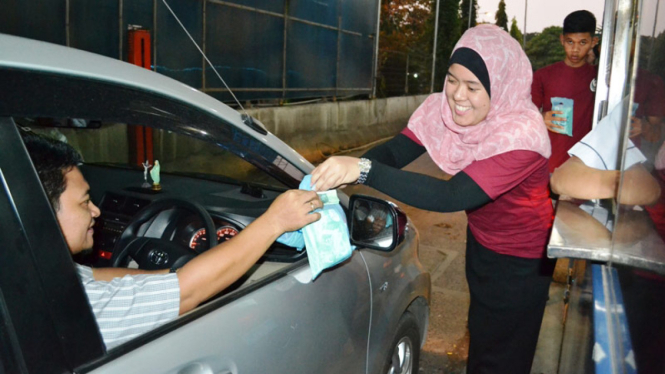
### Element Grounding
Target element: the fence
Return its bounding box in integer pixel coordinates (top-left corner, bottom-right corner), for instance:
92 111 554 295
0 0 379 103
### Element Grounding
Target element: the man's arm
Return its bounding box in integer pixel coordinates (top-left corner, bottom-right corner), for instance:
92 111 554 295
550 156 661 205
92 267 167 281
92 190 322 315
176 190 320 314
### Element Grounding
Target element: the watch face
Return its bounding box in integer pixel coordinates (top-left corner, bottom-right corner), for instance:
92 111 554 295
359 158 372 173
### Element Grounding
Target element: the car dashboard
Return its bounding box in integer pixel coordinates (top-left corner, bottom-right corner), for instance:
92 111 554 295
80 164 308 275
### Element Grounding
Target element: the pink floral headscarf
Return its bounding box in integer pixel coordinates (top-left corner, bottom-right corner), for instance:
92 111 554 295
407 24 550 175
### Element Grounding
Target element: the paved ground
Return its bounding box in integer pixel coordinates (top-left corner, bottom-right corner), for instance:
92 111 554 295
340 151 565 374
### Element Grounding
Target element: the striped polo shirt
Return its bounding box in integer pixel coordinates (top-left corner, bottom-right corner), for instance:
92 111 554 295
75 264 180 349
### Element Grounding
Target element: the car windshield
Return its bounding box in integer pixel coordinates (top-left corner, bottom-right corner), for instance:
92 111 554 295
21 120 285 189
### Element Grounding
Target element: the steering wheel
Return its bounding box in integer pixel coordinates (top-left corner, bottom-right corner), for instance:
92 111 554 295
110 198 218 270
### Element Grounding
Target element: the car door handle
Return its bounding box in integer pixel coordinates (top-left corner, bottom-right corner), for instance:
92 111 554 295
177 362 233 374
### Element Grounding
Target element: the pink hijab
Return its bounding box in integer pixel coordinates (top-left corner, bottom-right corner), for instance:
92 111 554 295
407 24 550 175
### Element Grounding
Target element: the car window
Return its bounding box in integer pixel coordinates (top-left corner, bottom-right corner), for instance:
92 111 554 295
22 120 285 189
0 288 25 374
1 69 305 189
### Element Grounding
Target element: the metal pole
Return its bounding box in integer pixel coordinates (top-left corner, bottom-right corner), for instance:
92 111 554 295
648 0 660 71
371 0 382 98
282 0 288 101
336 10 342 100
430 0 441 93
405 54 409 95
523 0 527 48
119 0 124 60
66 0 70 47
468 0 473 29
153 0 158 71
202 0 207 90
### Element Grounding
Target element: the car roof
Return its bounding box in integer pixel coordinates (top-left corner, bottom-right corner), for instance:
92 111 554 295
0 33 313 172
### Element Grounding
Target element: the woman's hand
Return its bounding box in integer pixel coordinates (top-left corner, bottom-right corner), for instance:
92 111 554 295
310 156 361 191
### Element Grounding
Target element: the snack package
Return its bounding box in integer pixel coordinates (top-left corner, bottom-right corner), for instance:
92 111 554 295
550 97 574 137
299 175 353 280
276 230 305 250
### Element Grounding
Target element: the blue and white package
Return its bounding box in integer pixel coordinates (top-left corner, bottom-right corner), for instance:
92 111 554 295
299 175 353 280
276 230 305 250
550 97 574 137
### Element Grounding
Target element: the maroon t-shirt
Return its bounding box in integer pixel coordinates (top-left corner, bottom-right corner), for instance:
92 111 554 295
634 69 665 118
532 61 598 173
464 151 553 259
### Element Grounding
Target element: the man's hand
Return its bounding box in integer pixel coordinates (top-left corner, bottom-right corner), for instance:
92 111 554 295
644 116 664 142
177 189 322 314
262 190 322 234
543 110 566 133
630 116 644 138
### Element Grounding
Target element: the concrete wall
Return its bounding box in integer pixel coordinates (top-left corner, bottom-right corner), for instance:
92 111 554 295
247 95 429 162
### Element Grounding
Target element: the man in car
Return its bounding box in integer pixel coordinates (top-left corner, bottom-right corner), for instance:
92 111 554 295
23 132 323 349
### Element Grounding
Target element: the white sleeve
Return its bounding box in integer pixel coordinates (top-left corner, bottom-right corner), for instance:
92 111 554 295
568 99 646 171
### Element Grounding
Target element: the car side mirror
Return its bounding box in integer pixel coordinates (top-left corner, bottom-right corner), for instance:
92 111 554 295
348 194 407 251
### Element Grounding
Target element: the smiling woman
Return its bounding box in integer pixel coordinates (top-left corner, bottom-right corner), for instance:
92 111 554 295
311 24 553 374
445 49 492 127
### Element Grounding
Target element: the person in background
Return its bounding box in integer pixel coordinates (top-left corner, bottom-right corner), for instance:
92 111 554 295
311 25 553 374
532 10 599 174
23 132 322 349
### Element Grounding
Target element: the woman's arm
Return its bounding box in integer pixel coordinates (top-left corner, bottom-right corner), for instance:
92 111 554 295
362 133 427 168
311 133 426 191
365 161 491 212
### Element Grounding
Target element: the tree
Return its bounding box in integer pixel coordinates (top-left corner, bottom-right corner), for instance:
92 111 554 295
495 0 508 31
378 0 433 96
459 0 477 34
509 17 523 45
525 26 565 71
643 31 665 82
379 0 432 53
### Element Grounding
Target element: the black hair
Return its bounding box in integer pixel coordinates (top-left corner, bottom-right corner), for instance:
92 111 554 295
448 47 491 98
22 132 83 211
563 10 596 35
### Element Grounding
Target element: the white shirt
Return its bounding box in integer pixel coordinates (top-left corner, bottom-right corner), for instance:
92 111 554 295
75 264 180 349
568 99 646 170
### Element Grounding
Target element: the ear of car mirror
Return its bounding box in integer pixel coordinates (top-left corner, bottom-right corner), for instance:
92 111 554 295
348 194 407 252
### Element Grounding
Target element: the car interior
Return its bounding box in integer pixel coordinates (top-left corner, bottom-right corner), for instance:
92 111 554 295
18 118 318 295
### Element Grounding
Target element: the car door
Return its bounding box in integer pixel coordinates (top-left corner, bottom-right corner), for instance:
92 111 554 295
80 254 371 374
0 120 106 373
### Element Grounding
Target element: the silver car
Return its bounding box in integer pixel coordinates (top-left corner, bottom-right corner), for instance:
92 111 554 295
0 33 430 374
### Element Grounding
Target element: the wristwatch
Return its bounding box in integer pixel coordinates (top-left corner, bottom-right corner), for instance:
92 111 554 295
357 158 372 185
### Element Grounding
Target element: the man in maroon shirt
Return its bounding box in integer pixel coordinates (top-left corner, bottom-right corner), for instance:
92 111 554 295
532 10 599 173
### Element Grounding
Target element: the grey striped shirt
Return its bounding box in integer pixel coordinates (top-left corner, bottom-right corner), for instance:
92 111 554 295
75 264 180 349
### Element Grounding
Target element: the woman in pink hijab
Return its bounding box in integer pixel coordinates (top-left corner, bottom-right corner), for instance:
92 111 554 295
312 25 553 373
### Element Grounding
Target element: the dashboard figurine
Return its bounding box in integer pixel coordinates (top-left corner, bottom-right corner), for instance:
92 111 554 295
150 160 161 191
142 160 152 189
